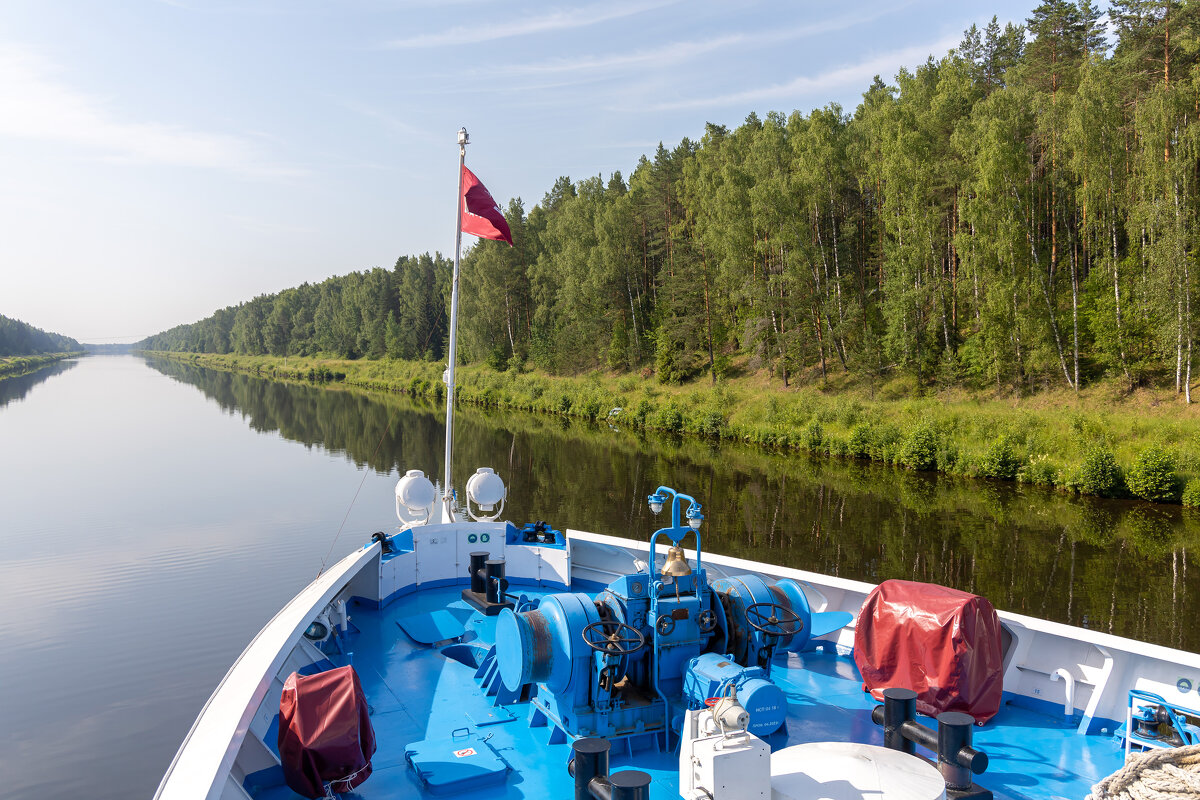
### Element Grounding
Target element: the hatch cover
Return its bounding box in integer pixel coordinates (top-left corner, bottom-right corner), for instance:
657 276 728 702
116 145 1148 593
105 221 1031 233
397 610 468 645
404 736 510 795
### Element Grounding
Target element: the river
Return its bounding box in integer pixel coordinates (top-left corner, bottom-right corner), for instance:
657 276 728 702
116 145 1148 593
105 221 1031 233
1 355 1196 799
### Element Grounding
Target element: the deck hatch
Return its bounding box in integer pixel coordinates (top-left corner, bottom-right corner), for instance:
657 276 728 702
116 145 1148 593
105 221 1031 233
403 736 510 794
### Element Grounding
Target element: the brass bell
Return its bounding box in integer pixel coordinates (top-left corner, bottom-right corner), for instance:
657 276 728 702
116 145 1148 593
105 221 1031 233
662 546 692 578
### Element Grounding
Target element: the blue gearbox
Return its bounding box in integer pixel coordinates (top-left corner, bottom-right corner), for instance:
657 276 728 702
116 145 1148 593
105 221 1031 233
682 652 787 736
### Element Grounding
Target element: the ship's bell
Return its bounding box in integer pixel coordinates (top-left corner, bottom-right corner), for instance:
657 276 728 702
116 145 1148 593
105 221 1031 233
662 546 692 577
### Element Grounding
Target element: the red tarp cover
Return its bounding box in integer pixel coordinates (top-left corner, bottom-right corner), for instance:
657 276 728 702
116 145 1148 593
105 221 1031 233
279 665 377 798
854 579 1003 723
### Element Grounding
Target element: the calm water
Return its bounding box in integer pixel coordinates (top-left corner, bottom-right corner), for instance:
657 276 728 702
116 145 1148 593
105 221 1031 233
2 355 1197 799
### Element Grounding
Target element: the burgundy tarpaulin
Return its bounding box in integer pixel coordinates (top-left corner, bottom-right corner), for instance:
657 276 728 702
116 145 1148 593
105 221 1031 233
279 665 377 798
854 579 1003 723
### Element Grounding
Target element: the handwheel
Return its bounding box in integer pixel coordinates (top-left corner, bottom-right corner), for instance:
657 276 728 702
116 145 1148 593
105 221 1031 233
744 601 803 637
582 620 646 656
697 609 717 633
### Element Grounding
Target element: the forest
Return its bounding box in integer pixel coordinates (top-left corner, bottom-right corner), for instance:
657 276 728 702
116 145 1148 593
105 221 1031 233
0 314 81 357
142 2 1200 402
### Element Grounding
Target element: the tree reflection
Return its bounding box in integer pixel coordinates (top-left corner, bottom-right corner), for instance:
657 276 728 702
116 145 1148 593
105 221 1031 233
145 356 1200 651
0 359 78 408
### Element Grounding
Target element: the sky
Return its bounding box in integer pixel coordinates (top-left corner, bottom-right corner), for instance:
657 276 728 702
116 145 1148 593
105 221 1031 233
1 0 1040 344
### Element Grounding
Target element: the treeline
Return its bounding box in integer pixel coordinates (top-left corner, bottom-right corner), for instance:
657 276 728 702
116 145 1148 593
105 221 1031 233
145 3 1200 399
141 254 452 360
0 314 81 356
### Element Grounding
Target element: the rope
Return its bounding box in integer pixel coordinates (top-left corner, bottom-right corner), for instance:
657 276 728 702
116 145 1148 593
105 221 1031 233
316 400 400 578
1088 745 1200 800
323 760 371 798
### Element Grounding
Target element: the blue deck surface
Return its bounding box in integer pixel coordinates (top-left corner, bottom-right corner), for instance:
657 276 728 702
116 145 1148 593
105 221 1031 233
255 584 1126 800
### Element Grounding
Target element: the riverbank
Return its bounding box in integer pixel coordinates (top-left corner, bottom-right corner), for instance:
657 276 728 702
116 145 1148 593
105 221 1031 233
0 352 83 380
141 350 1200 504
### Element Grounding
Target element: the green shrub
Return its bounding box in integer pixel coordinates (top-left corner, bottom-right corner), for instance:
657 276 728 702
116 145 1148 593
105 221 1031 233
803 419 824 452
937 444 961 473
847 423 873 458
693 408 725 438
485 345 508 371
1077 446 1124 497
1126 446 1178 503
900 421 939 471
871 424 904 464
1182 479 1200 507
1018 454 1059 486
577 394 602 421
1069 413 1105 445
826 435 849 458
712 354 731 381
978 435 1020 480
835 398 864 427
655 403 684 432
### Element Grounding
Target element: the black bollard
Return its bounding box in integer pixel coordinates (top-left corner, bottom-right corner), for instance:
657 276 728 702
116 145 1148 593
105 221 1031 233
609 770 651 800
462 553 513 615
484 559 507 604
936 711 988 789
571 738 610 800
871 692 992 800
569 738 652 800
882 687 917 755
468 551 488 594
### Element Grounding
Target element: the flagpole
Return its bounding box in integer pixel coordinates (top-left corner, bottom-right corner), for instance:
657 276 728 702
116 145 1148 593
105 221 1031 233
443 127 468 521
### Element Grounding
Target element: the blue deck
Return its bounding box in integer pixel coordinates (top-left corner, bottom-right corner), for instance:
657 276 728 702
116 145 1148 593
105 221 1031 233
254 584 1126 800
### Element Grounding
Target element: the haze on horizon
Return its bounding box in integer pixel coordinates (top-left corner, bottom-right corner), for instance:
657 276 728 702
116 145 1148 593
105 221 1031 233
2 0 1036 344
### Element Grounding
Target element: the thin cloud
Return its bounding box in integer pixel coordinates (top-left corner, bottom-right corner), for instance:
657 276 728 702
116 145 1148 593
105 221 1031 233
384 0 676 49
339 99 443 145
490 34 746 78
224 214 317 236
0 45 302 177
643 37 958 112
469 5 913 84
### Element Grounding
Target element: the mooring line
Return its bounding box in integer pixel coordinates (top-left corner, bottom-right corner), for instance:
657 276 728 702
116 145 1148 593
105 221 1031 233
316 400 402 578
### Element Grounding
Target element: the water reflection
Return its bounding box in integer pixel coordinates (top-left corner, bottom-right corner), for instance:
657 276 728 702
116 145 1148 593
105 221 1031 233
0 358 78 407
145 357 1200 652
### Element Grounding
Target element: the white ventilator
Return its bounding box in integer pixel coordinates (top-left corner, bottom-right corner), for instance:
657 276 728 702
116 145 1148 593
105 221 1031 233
395 469 437 527
679 688 771 800
465 467 506 522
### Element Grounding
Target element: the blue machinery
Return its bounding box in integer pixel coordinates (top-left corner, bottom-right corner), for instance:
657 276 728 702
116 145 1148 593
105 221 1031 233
1124 689 1200 757
491 486 853 750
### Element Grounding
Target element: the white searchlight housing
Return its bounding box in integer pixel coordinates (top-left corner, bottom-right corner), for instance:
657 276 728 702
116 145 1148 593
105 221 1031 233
395 469 436 527
465 467 506 522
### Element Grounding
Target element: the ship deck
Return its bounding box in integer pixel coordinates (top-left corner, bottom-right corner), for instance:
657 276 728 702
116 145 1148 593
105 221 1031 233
251 584 1126 800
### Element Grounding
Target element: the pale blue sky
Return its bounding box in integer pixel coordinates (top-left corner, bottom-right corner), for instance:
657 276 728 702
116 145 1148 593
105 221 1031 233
2 0 1038 343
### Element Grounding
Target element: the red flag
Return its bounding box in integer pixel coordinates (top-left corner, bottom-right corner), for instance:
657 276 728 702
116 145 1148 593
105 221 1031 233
460 165 513 246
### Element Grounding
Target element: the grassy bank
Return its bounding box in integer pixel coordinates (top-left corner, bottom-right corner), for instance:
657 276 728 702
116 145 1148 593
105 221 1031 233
141 350 1200 505
0 352 82 380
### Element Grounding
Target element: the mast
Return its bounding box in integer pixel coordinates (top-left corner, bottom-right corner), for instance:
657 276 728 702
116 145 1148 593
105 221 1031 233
443 127 468 521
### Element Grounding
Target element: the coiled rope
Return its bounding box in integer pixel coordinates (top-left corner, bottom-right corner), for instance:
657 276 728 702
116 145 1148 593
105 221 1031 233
1088 745 1200 800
